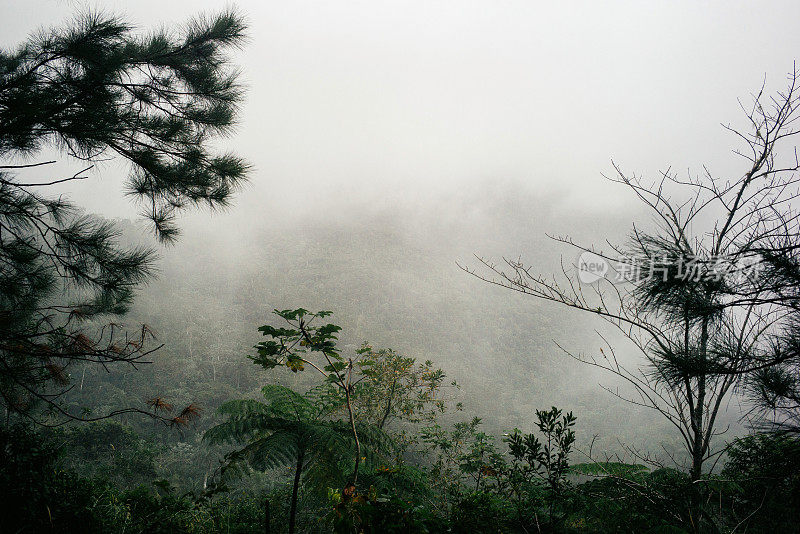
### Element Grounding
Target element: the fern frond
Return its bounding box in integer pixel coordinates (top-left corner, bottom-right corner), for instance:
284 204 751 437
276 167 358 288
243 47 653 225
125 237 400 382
237 430 300 471
260 384 316 421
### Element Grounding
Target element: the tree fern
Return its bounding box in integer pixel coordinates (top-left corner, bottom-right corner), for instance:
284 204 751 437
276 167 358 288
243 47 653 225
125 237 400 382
204 384 354 534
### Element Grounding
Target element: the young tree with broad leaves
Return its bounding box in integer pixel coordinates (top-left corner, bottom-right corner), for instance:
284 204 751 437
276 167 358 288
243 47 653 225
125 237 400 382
0 9 249 424
504 407 577 529
249 309 367 486
313 343 459 460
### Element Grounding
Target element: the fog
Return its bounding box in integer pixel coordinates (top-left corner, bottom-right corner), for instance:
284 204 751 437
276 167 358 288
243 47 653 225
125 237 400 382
4 0 800 459
7 1 800 220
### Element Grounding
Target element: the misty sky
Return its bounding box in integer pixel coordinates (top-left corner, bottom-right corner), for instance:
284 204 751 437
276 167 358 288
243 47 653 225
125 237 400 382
3 1 800 239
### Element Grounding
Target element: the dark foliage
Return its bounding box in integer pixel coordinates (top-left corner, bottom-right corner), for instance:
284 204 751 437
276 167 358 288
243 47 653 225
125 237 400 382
0 9 248 423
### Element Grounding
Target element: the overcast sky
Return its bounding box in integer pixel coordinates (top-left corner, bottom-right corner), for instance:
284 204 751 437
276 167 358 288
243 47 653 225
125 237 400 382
3 1 800 232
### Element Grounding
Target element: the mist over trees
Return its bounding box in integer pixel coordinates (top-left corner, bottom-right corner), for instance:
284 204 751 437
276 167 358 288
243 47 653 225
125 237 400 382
1 4 800 534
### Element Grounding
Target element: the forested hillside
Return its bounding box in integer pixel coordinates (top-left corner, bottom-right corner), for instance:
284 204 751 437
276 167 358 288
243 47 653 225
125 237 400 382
2 4 799 534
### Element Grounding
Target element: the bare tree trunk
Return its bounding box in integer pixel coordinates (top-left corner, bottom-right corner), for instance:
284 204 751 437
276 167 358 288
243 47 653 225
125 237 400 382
378 376 398 430
344 362 361 484
687 315 710 534
289 448 304 534
264 498 270 534
690 316 709 483
298 323 362 486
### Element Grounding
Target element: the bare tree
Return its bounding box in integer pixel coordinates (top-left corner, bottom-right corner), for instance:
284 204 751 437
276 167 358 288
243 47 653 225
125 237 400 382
461 66 800 497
